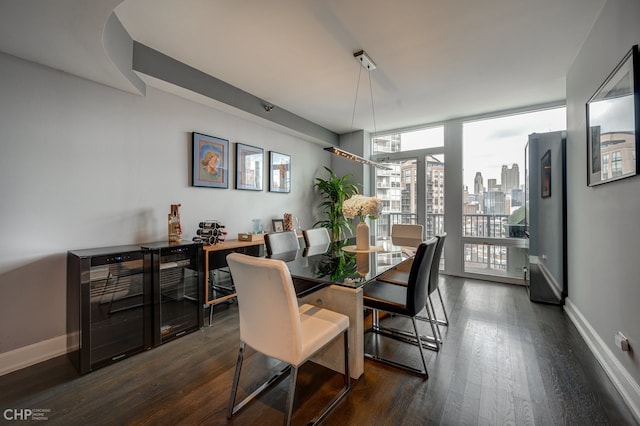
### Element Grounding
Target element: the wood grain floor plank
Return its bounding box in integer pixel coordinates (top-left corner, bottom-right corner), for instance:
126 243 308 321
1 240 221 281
1 277 637 425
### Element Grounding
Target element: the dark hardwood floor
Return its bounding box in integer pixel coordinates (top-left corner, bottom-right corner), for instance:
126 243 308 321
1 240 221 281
1 276 637 425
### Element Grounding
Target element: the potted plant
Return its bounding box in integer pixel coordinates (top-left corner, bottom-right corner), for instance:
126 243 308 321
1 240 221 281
316 240 359 282
313 167 359 240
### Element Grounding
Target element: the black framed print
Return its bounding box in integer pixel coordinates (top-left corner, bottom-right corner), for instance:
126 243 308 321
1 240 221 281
192 132 229 188
235 143 264 191
269 151 291 193
587 45 640 186
541 149 551 198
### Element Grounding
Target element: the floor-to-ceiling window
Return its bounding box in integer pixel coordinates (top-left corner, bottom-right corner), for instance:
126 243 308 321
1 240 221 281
371 126 445 266
462 107 566 282
362 105 566 283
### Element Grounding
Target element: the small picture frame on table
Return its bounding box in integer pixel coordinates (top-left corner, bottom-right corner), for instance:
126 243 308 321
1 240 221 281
272 219 285 233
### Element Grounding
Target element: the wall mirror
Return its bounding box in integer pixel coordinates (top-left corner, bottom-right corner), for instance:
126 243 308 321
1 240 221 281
586 45 640 186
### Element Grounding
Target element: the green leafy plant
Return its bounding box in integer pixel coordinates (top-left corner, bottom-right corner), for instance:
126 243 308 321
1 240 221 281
313 167 359 240
316 241 359 282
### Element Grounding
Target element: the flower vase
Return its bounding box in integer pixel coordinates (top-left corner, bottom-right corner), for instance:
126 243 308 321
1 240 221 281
356 220 370 251
356 252 369 276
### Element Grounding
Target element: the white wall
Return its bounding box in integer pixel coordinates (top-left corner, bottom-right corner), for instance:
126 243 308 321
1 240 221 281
565 0 640 417
0 51 329 358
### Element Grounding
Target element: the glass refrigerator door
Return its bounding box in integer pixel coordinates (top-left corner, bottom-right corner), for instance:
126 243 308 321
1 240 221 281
89 255 146 368
157 246 201 342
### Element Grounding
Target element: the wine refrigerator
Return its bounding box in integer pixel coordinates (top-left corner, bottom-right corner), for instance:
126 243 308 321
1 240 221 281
67 245 153 375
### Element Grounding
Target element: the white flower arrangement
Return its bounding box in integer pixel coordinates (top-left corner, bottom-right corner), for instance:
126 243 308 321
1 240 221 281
343 194 383 221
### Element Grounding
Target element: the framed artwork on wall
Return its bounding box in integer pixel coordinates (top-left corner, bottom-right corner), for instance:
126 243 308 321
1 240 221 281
541 149 551 198
192 132 229 188
586 44 640 186
235 143 264 191
269 151 291 193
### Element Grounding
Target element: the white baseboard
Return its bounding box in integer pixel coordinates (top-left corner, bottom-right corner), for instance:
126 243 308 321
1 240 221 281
0 335 67 376
537 261 563 301
564 298 640 422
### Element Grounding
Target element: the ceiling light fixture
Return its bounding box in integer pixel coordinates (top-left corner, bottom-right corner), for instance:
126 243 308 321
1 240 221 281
323 146 389 168
325 50 389 169
354 49 376 71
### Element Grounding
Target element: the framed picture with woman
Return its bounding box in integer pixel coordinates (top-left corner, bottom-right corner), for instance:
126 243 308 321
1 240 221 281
192 132 229 188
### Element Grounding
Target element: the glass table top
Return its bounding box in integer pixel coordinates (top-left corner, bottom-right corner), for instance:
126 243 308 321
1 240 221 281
271 238 412 289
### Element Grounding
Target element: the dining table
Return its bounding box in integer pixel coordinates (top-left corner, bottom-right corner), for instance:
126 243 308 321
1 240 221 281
271 237 412 379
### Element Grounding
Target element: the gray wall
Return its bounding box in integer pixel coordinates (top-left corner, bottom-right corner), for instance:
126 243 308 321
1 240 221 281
528 131 566 295
566 0 640 415
0 51 329 358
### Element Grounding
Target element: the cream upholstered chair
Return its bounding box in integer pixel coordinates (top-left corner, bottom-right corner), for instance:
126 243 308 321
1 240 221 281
362 237 438 378
391 224 423 245
303 242 330 257
391 224 424 255
302 227 331 247
264 230 300 256
226 253 350 425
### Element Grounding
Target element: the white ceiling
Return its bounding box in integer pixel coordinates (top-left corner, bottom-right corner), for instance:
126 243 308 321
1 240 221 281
0 0 605 135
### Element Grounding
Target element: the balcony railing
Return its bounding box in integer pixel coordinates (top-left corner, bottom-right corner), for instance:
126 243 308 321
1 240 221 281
374 212 527 279
375 213 443 234
376 213 525 237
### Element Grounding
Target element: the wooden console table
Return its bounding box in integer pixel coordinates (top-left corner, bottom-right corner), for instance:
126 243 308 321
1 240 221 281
202 233 303 307
202 238 265 307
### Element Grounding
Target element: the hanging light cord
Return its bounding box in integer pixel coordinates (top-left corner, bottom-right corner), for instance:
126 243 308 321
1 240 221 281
328 51 389 170
368 70 377 137
349 65 363 140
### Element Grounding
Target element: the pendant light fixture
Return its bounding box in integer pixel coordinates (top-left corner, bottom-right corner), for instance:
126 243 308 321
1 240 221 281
325 50 390 170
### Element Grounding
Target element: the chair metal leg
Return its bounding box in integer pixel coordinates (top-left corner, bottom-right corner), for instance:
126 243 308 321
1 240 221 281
307 329 351 425
227 342 292 419
228 332 350 425
343 330 350 388
427 296 442 346
373 304 441 352
374 326 440 352
415 295 445 347
411 317 429 379
365 313 430 378
284 366 298 426
227 342 245 418
436 286 449 326
420 296 442 351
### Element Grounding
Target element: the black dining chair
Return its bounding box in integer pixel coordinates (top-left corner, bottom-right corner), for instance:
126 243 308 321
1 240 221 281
362 237 438 378
429 233 448 327
376 232 448 348
264 230 300 256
